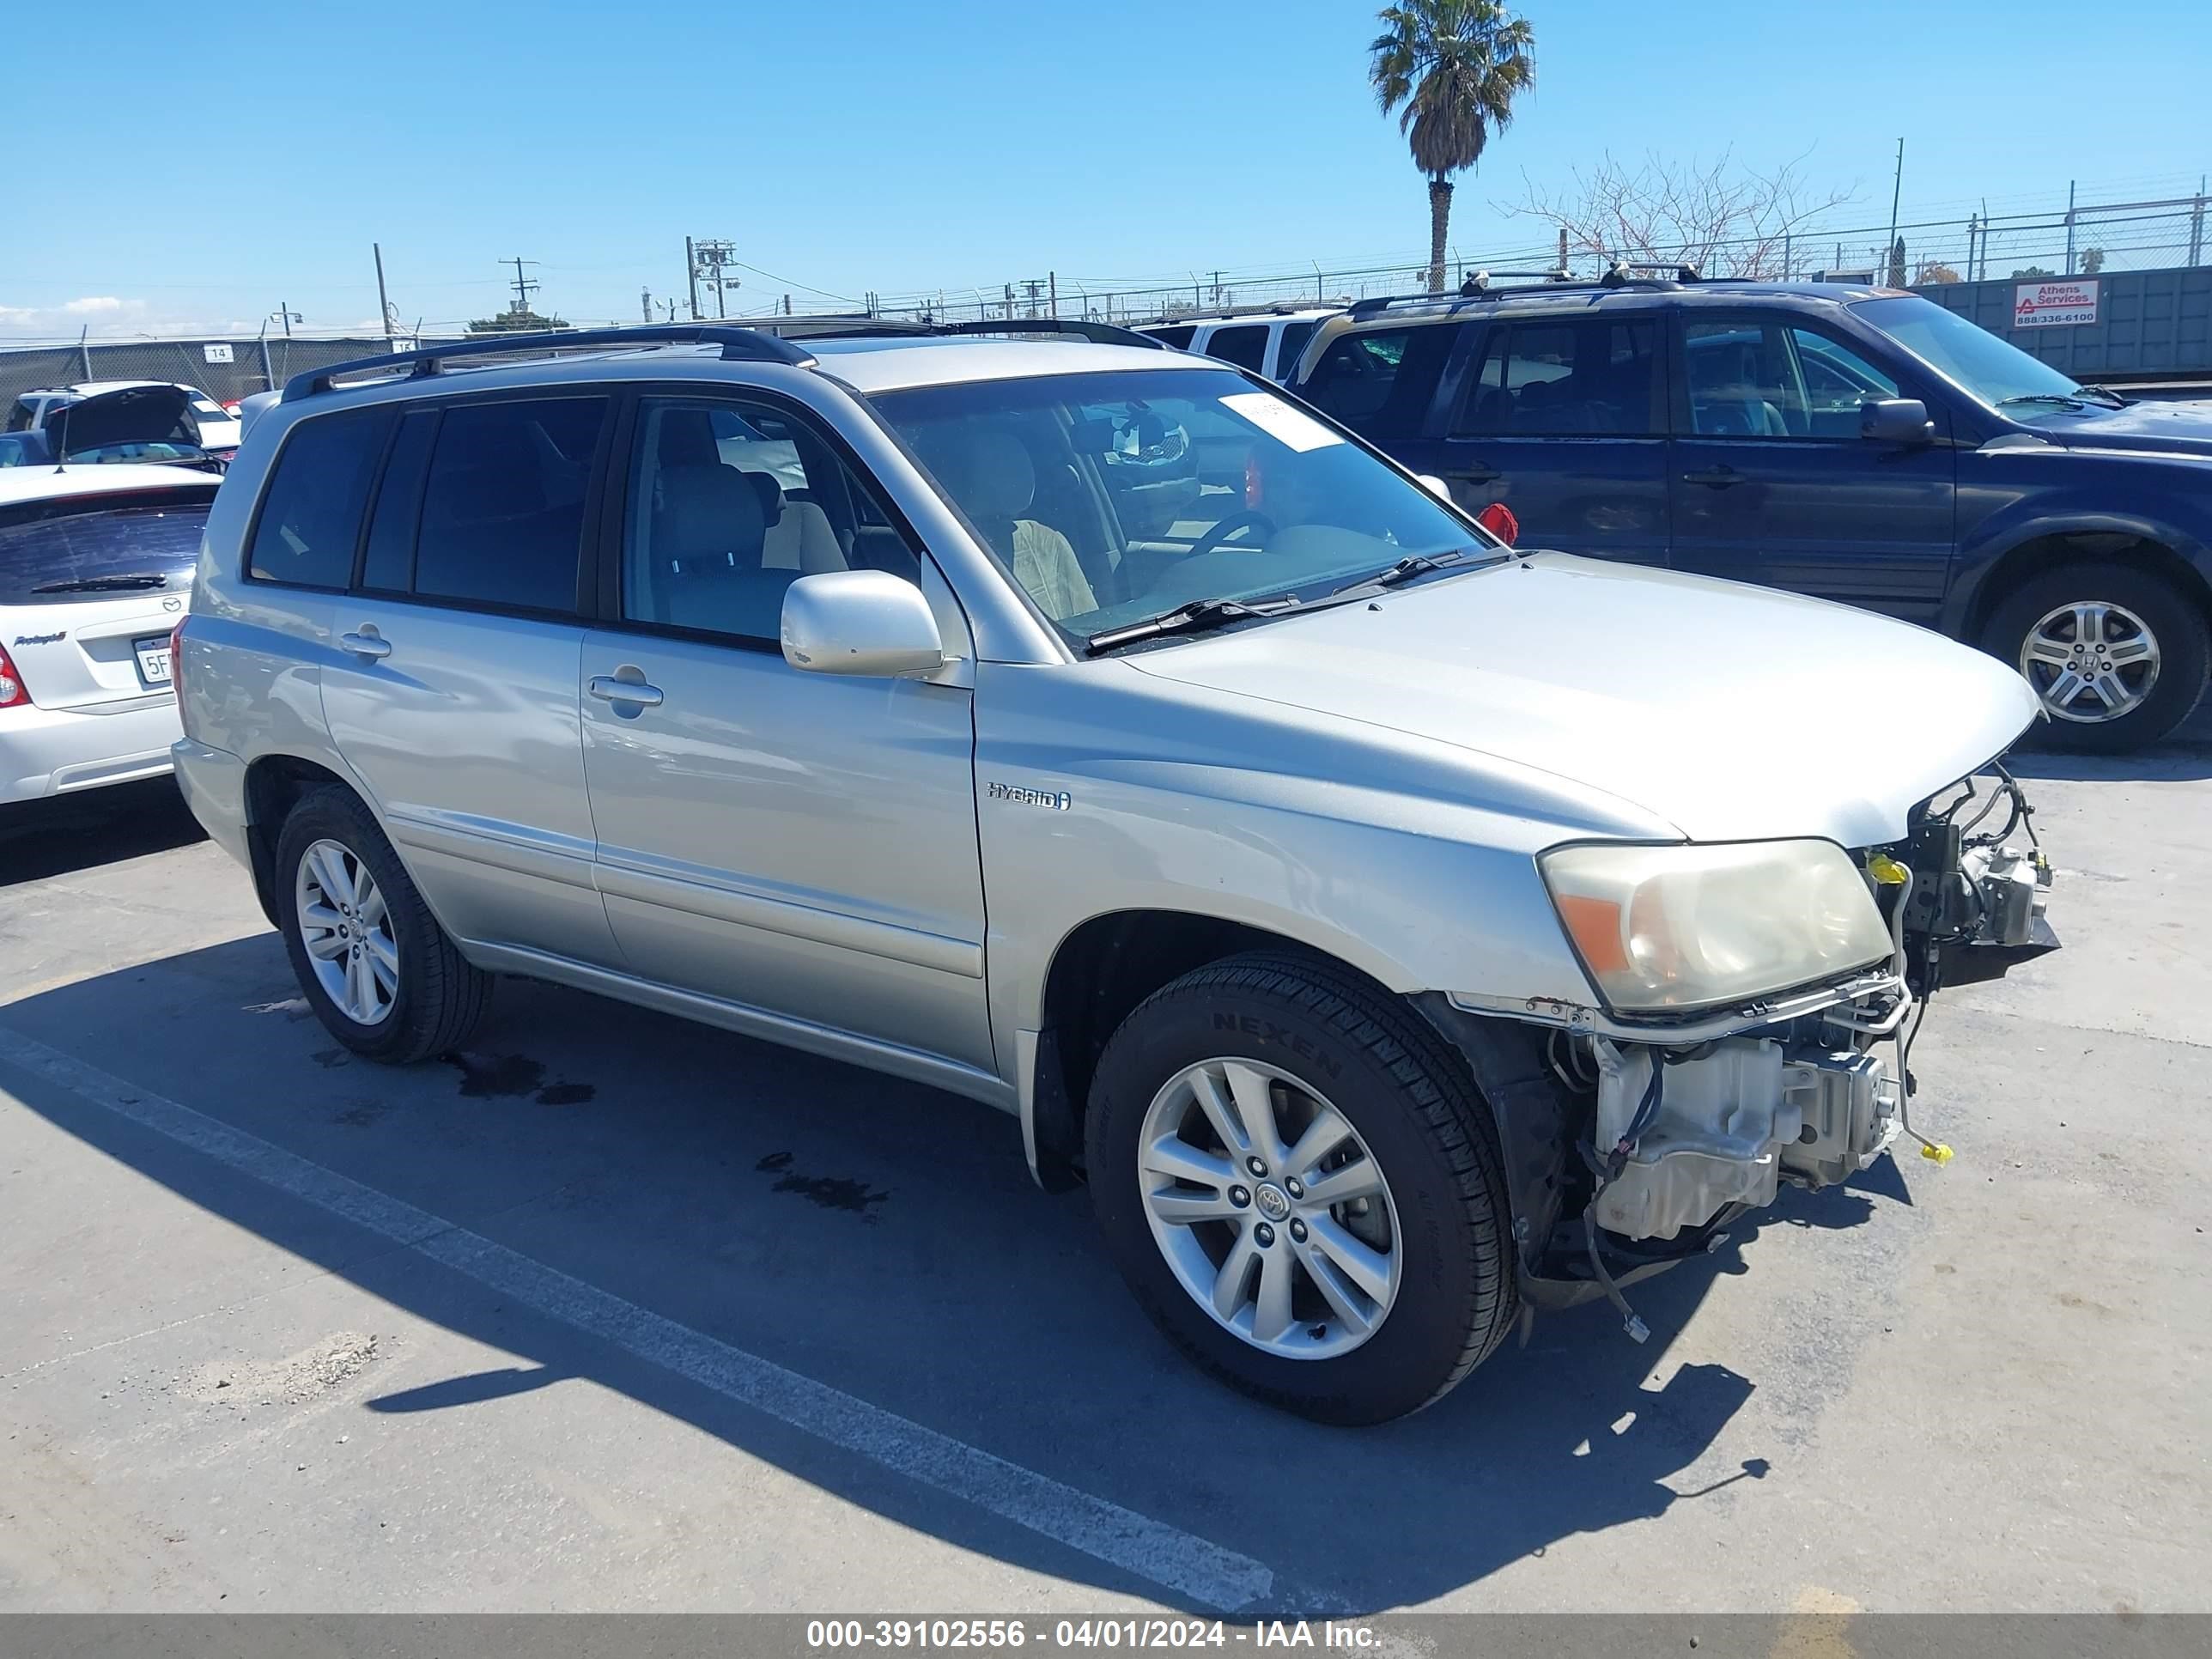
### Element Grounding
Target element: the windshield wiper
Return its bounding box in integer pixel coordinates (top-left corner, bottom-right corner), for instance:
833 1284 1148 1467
1328 545 1498 599
1996 392 2088 410
30 572 174 593
2069 384 2129 407
1085 595 1297 653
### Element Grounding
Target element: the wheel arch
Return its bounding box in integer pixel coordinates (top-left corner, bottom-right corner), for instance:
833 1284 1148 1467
1955 518 2212 646
1022 908 1423 1191
240 753 365 928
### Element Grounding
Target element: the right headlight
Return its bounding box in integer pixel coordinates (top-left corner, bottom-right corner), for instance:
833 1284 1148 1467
1539 838 1892 1014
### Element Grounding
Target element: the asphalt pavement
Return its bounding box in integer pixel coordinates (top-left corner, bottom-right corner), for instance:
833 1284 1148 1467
1 706 2207 1617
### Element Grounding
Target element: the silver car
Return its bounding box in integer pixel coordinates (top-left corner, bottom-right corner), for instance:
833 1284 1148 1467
171 322 2057 1424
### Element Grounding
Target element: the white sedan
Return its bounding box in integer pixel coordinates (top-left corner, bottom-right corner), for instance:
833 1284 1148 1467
0 465 216 804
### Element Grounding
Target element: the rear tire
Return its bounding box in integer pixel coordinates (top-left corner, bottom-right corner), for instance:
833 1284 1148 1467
274 787 491 1063
1085 951 1516 1425
1984 562 2209 753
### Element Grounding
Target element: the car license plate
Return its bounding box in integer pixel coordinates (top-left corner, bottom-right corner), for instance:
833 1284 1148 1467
133 635 172 687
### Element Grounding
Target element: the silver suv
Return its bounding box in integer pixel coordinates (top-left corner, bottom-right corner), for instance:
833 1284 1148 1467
173 320 2057 1424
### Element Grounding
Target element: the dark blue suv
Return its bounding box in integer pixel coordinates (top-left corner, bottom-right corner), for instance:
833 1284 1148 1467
1290 277 2212 751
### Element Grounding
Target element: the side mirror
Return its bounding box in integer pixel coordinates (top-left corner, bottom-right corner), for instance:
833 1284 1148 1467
1860 398 1935 444
1417 472 1453 503
781 569 946 678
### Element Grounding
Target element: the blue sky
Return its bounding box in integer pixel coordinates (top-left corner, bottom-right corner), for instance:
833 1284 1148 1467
4 0 2208 338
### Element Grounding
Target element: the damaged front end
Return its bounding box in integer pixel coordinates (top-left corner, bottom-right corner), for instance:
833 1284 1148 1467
1423 768 2057 1336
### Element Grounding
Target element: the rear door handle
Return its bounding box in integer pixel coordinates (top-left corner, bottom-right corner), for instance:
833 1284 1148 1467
1449 464 1501 485
589 674 665 708
338 629 392 659
1681 467 1744 489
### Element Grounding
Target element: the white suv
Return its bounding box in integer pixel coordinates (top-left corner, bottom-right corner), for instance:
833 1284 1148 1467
1134 307 1339 382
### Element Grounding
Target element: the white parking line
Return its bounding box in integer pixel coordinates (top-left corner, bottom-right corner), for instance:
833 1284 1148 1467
0 1024 1278 1613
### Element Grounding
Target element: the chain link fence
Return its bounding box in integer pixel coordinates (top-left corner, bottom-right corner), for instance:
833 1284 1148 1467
0 336 463 419
846 192 2211 324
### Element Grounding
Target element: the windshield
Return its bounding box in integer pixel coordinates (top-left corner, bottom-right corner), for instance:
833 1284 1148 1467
1851 295 2086 407
868 367 1485 644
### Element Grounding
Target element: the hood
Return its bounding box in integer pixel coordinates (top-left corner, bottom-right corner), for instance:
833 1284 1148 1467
1126 554 2040 848
2010 398 2212 458
48 384 201 457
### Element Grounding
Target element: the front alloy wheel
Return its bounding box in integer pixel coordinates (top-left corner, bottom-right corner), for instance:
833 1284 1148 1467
1139 1058 1401 1358
1087 952 1516 1424
295 838 398 1025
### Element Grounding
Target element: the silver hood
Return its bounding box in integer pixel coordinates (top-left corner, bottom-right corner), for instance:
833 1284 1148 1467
1126 553 2040 848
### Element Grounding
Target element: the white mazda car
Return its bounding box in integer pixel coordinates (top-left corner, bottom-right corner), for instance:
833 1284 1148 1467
0 465 213 804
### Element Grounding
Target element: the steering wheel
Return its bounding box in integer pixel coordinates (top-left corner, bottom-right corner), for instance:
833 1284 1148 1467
1187 509 1277 560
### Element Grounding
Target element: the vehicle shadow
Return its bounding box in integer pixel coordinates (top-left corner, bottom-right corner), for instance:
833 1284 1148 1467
0 777 205 887
0 933 1850 1614
2002 699 2212 783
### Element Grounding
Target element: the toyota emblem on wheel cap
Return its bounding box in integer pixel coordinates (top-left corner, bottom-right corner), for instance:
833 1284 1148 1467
1255 1183 1291 1222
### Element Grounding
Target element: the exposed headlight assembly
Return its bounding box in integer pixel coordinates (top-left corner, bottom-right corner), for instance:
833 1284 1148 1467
1540 839 1892 1014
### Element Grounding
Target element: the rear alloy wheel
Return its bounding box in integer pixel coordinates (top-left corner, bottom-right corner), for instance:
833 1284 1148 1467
275 787 491 1063
295 839 398 1027
1087 952 1516 1424
1986 563 2209 753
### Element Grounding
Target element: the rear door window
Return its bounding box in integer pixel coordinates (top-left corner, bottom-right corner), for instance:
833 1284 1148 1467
1203 325 1269 373
1298 325 1455 439
411 398 607 613
247 408 390 587
359 409 440 593
1456 318 1662 435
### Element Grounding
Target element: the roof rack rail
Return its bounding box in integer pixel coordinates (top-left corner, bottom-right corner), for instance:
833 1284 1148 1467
941 318 1168 349
283 324 817 401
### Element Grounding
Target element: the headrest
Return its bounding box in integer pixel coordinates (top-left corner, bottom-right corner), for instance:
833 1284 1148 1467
656 463 766 568
656 408 720 470
742 471 784 524
926 423 1035 522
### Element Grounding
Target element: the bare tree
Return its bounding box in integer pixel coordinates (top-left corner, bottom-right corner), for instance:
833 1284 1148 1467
1506 151 1853 278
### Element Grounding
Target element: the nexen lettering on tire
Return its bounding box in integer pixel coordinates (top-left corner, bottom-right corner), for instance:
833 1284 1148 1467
1210 1012 1345 1080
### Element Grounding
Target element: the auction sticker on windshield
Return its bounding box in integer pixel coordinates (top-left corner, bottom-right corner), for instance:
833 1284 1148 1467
1219 391 1344 453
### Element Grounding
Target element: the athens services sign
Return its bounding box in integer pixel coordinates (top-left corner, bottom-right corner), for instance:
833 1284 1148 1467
2013 278 2099 328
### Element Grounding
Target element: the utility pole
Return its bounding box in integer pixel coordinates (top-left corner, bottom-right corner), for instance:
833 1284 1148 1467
1048 271 1058 318
2191 175 2207 267
281 303 294 338
2064 179 2078 275
690 240 738 319
1885 137 1905 283
501 258 543 321
373 244 394 350
685 237 701 319
641 287 653 324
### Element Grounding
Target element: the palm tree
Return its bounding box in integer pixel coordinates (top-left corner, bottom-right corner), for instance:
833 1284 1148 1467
1369 0 1536 292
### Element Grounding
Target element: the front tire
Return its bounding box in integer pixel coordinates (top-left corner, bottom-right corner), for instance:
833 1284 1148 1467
1085 952 1516 1425
274 787 491 1063
1984 563 2209 753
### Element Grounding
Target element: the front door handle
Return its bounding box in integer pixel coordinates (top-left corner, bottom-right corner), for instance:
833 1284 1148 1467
1682 466 1745 489
589 674 665 708
338 629 392 659
1450 464 1501 485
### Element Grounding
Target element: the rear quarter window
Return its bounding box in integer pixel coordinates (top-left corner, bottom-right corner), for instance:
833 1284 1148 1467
247 408 392 587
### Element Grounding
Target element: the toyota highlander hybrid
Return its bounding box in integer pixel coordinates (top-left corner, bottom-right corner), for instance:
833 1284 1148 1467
170 320 2058 1423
